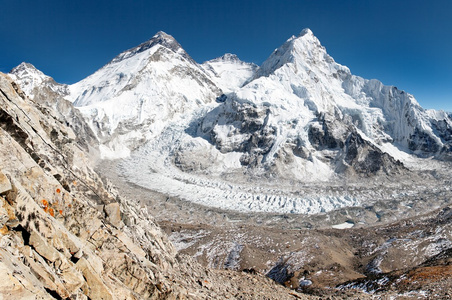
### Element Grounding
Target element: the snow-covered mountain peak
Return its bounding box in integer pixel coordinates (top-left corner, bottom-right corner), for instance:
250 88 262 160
255 28 335 80
66 30 221 158
148 31 183 53
202 53 258 93
154 30 176 41
10 62 43 77
245 28 350 113
69 30 204 106
299 28 314 37
9 62 67 99
110 30 190 64
209 53 242 63
280 28 323 56
194 28 452 186
9 62 48 87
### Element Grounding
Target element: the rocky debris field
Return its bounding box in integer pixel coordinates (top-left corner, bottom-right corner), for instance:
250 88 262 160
101 153 452 299
159 205 452 299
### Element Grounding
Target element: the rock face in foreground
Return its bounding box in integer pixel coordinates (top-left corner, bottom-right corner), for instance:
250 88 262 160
0 72 176 298
0 72 310 299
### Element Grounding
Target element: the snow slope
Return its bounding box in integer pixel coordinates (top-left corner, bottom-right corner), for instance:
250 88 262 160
67 31 222 158
202 53 257 94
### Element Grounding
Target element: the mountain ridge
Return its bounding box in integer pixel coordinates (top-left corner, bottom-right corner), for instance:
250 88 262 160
110 31 194 64
10 29 452 164
9 28 452 213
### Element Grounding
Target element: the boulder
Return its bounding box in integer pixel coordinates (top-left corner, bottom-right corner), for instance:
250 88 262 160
104 202 122 228
76 258 114 300
29 231 61 263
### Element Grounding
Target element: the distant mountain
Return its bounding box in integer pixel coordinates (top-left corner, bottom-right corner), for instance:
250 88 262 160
9 62 97 154
188 29 452 180
9 62 69 100
67 31 222 158
9 29 452 214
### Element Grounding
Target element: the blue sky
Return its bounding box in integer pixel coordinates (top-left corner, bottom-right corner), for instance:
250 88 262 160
1 0 452 111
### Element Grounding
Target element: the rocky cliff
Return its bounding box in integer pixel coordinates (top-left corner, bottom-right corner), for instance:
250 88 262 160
0 71 178 298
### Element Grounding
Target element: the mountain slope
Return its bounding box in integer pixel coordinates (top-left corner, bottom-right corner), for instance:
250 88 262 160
0 72 177 298
9 62 69 100
9 63 99 156
202 53 258 94
68 31 222 158
191 29 452 178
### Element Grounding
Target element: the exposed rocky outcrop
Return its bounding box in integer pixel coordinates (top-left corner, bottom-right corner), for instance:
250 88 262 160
0 72 177 298
200 98 276 167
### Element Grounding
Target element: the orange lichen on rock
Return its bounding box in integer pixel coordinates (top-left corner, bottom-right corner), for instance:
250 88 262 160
41 199 53 214
0 225 8 235
59 210 63 215
56 188 61 194
48 208 55 217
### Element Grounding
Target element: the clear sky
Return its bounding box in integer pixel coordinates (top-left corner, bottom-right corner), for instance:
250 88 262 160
1 0 451 111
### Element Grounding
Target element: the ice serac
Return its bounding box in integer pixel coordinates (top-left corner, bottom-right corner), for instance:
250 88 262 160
69 31 222 158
